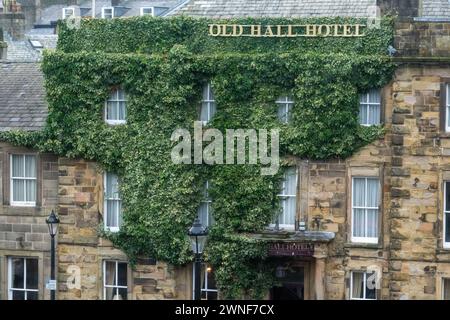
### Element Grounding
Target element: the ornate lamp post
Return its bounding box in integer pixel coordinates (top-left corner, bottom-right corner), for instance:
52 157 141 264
46 210 60 300
188 218 208 300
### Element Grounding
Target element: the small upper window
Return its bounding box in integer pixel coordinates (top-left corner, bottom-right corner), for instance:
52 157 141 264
443 182 450 249
102 7 114 19
276 95 294 124
10 154 37 207
105 88 127 125
62 8 75 19
140 7 154 16
200 83 216 124
350 271 377 300
359 89 381 125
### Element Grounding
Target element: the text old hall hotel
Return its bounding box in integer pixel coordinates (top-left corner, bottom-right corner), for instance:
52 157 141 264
1 0 450 300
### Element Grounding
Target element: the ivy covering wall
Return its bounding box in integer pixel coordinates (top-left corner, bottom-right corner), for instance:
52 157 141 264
0 16 395 298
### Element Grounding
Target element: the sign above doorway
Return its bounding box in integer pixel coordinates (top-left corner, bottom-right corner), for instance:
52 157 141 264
267 242 314 257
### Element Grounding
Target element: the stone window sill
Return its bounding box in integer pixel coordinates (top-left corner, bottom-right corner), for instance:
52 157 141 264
344 242 382 250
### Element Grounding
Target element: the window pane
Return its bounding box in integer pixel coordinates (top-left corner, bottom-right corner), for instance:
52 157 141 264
367 209 378 238
277 104 287 123
284 169 297 195
25 155 36 178
368 89 380 103
446 211 450 244
359 104 368 125
104 261 116 286
26 259 38 289
366 179 379 207
105 287 115 300
12 290 25 300
208 84 215 100
27 291 38 300
284 197 296 225
119 101 126 120
444 279 450 300
445 182 450 211
202 84 210 100
200 102 209 122
197 202 208 227
207 291 218 300
11 258 24 289
366 272 377 299
359 93 367 103
12 155 24 177
351 272 364 299
118 287 127 300
117 262 127 286
107 200 119 228
353 209 365 238
13 179 25 202
352 178 365 207
106 173 119 199
26 180 36 202
117 89 125 100
209 102 216 120
368 104 380 124
107 102 117 120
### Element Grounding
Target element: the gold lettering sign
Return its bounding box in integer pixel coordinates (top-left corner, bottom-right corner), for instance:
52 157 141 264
208 24 366 37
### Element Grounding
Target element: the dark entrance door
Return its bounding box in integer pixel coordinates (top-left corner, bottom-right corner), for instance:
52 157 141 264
271 265 305 300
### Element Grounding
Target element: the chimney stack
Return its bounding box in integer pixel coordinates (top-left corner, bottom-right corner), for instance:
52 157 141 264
0 11 26 40
376 0 421 19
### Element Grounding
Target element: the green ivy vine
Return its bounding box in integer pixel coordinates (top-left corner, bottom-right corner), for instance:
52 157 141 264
0 16 395 299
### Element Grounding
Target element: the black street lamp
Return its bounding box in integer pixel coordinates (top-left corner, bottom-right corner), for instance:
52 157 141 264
46 209 60 300
188 218 208 300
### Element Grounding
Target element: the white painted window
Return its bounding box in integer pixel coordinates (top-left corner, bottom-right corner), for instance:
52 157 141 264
352 177 380 244
8 257 39 300
103 261 127 300
350 271 377 300
200 82 216 124
62 7 75 19
446 84 450 132
359 89 381 125
444 182 450 249
10 154 37 206
443 278 450 300
192 264 218 300
105 88 127 124
102 7 114 19
197 181 214 228
140 7 154 16
276 95 294 124
272 167 297 230
104 172 122 232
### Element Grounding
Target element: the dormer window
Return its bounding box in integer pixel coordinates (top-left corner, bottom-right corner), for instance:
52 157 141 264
62 7 75 19
102 7 114 19
105 88 127 125
140 7 154 16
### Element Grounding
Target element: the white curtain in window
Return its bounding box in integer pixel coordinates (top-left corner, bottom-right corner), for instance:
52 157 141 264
105 173 121 228
200 83 215 122
277 168 297 225
353 178 365 237
352 272 364 299
105 261 116 300
12 155 36 203
367 179 379 238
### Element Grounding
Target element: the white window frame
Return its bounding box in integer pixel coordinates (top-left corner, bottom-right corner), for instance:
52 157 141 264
192 263 218 300
351 177 380 244
200 82 215 125
62 7 75 19
270 168 297 230
444 182 450 249
359 90 381 126
101 7 114 19
103 260 127 300
10 154 37 207
140 7 154 16
104 88 127 125
446 84 450 132
350 271 377 300
276 95 294 124
8 257 39 300
104 173 122 233
197 181 213 228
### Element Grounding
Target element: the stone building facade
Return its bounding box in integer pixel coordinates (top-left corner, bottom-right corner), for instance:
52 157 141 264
1 0 450 300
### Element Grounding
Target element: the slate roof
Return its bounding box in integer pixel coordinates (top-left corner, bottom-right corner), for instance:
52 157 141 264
0 62 47 131
166 0 378 17
421 0 450 18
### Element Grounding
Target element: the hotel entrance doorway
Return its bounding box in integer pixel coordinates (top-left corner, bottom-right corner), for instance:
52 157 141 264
270 261 310 300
